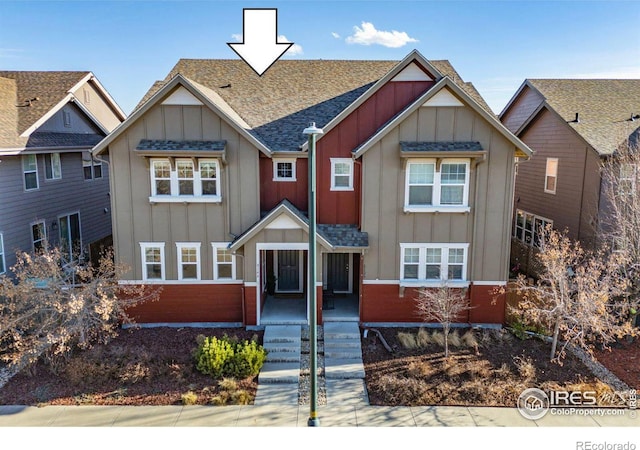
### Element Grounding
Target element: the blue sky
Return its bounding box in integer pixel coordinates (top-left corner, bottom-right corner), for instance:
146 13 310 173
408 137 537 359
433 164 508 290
1 0 639 115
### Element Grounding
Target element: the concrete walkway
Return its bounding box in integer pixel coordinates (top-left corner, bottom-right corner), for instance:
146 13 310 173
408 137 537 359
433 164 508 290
0 403 637 427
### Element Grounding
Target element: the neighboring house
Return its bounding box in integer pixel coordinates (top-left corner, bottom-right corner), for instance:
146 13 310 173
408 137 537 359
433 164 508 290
0 71 126 273
499 79 640 272
93 50 532 327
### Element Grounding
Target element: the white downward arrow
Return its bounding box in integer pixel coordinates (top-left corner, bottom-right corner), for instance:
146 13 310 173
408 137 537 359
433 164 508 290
228 8 293 77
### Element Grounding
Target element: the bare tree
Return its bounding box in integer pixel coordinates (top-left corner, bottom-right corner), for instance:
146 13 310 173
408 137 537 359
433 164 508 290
511 227 636 362
0 246 161 373
600 138 640 304
414 284 472 357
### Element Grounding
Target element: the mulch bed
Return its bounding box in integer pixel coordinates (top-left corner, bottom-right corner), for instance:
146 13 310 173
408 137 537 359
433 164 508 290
593 338 640 390
0 327 262 406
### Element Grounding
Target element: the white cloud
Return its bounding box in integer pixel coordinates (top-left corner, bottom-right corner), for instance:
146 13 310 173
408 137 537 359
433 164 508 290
345 22 418 48
231 33 242 42
331 32 341 39
278 35 303 56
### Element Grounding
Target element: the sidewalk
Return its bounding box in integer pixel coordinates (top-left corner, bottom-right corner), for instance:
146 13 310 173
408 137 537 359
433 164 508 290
0 404 637 427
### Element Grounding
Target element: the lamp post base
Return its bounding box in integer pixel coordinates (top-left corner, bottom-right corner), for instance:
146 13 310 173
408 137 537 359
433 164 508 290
307 417 320 427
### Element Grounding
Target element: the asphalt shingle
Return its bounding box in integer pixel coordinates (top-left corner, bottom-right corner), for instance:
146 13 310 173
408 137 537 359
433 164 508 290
136 139 226 152
400 141 484 152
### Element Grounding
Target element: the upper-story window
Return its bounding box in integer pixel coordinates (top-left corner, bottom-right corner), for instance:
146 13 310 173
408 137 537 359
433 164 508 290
273 159 296 182
22 154 39 191
330 158 353 191
45 153 62 180
83 153 102 180
212 243 236 280
544 158 558 194
619 163 637 196
140 242 165 281
404 158 470 212
0 233 5 274
150 158 221 203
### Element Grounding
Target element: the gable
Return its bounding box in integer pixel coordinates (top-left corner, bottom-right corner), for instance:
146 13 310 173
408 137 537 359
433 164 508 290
391 62 434 82
265 214 301 230
422 88 464 107
38 103 103 135
161 86 204 106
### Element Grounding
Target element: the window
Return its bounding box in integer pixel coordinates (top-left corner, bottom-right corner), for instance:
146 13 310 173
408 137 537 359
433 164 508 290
212 243 236 280
83 152 103 180
400 244 469 285
513 209 552 249
330 158 353 191
273 159 296 181
44 153 62 180
140 243 165 281
31 221 46 252
22 154 39 191
619 163 637 196
404 159 470 212
176 243 201 280
59 212 81 260
0 233 5 274
149 158 221 202
545 158 558 194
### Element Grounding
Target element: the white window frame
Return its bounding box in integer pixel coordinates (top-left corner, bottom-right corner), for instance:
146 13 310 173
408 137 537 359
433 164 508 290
83 153 102 180
273 158 297 182
513 209 553 249
330 158 354 191
149 158 221 203
58 211 82 261
22 154 39 191
0 233 5 274
140 242 166 281
211 242 236 280
404 158 470 213
399 243 470 287
31 220 47 252
176 242 201 281
44 153 62 180
544 157 558 194
618 162 637 196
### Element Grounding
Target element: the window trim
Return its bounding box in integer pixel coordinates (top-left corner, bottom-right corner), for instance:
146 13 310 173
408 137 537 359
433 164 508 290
176 242 201 281
0 232 5 274
58 211 82 261
149 158 222 203
83 153 102 180
544 157 558 194
140 242 166 281
399 243 470 287
330 158 354 191
273 158 297 182
31 220 47 252
513 209 553 249
211 242 236 280
44 153 62 181
404 158 471 213
22 154 39 191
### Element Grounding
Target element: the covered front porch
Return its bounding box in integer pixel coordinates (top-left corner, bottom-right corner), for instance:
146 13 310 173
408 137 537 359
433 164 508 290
260 293 359 325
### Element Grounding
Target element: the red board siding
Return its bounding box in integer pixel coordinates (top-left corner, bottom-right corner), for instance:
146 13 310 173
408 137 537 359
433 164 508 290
361 283 505 324
126 284 243 324
317 81 433 224
469 284 505 324
260 156 308 212
244 286 257 326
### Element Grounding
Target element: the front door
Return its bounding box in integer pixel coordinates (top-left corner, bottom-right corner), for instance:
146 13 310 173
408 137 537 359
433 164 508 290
276 250 301 292
327 253 351 293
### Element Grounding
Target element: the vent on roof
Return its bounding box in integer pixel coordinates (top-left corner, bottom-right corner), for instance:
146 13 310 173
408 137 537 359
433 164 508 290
16 97 39 107
630 113 640 121
573 113 580 123
220 83 232 89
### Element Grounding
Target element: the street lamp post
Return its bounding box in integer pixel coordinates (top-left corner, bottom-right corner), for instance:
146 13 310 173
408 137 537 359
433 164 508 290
303 122 323 427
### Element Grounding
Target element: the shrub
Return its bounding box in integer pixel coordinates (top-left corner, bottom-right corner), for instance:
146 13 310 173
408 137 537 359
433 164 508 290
181 391 198 405
416 328 431 347
194 335 266 379
397 332 417 349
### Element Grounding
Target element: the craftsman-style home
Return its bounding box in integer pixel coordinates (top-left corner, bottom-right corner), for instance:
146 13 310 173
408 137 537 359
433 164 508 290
93 50 532 327
0 71 125 273
500 79 640 272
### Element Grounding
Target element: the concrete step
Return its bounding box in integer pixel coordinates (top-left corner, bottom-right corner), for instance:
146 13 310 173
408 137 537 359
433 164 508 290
324 349 362 359
254 384 299 406
324 322 361 340
325 358 365 379
266 351 301 363
264 325 302 344
264 342 300 353
258 362 300 384
324 338 361 348
325 379 369 406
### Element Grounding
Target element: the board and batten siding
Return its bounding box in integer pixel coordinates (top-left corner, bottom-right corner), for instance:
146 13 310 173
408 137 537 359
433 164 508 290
361 105 517 282
0 152 111 271
72 79 124 132
108 103 260 281
515 108 600 243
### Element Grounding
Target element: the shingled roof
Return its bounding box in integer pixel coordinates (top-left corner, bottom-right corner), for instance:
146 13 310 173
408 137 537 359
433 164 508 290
134 58 493 152
525 79 640 155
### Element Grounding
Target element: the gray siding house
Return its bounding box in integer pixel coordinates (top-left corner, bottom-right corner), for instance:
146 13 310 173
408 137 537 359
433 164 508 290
0 71 125 273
